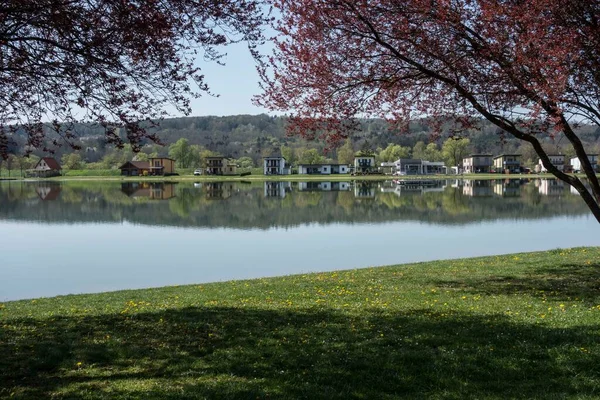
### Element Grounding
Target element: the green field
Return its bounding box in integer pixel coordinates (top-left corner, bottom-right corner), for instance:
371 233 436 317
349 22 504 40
2 248 600 398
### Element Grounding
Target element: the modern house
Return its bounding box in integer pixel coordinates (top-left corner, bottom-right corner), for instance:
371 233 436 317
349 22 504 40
148 157 176 175
205 157 237 175
353 156 376 174
263 156 289 175
30 157 62 178
537 154 565 173
462 154 493 173
297 164 349 175
119 157 176 176
392 159 447 175
570 155 598 172
493 154 521 173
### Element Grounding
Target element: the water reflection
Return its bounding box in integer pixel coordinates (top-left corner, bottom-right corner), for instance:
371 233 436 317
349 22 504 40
0 179 591 229
1 178 597 301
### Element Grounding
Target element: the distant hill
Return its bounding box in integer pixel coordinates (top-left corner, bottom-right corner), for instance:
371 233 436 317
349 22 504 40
7 114 600 164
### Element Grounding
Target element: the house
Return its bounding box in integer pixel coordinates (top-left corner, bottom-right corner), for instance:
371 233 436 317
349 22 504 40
354 156 376 174
493 154 521 173
462 154 493 173
354 182 376 198
263 156 289 175
393 159 447 175
570 155 598 172
205 157 237 175
119 157 176 176
297 164 349 175
30 157 62 178
148 157 176 175
537 154 565 172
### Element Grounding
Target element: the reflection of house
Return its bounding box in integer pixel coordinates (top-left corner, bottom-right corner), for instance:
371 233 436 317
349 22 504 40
462 180 493 196
538 179 565 196
493 155 521 173
570 155 598 173
538 155 565 173
205 182 235 199
119 158 176 176
354 183 376 198
383 180 447 195
354 156 376 174
35 183 61 200
121 182 176 199
264 181 292 198
297 164 349 175
393 159 447 175
463 155 493 173
298 181 351 191
30 157 62 178
263 156 290 175
205 157 237 175
493 180 522 197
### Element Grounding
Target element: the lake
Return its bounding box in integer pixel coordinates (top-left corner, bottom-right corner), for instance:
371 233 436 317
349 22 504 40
0 178 597 301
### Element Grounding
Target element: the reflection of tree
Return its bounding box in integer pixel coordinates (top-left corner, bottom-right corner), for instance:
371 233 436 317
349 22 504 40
293 192 322 208
0 180 593 229
441 187 470 216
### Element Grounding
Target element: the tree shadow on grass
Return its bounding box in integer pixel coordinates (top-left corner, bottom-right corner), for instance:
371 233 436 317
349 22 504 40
1 306 599 399
436 262 600 305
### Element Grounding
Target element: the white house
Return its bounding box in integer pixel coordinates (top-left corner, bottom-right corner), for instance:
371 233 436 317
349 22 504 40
462 155 493 173
297 164 349 175
570 155 598 173
393 159 447 175
353 156 376 174
263 156 289 175
538 154 565 172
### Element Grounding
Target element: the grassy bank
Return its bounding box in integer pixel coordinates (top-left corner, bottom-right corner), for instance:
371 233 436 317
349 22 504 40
2 248 600 399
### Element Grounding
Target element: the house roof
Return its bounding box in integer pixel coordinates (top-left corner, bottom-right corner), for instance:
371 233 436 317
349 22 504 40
38 157 62 170
466 154 493 157
297 163 348 167
149 157 175 161
119 161 150 169
493 154 521 159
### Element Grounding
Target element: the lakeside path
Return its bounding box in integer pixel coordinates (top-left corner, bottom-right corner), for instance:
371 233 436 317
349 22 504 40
2 247 600 399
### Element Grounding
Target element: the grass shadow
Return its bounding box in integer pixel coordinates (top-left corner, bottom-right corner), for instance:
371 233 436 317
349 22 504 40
2 306 599 399
436 261 600 305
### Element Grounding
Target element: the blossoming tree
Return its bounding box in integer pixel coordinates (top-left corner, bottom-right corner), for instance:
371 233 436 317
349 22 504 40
257 0 600 222
0 0 266 156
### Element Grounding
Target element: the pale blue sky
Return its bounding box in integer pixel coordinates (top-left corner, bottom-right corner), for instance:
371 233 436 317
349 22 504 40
178 42 272 117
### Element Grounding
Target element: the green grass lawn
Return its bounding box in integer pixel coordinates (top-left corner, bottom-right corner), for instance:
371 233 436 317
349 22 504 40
2 248 600 399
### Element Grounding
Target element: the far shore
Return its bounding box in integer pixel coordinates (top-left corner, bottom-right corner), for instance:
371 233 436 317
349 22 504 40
0 172 581 183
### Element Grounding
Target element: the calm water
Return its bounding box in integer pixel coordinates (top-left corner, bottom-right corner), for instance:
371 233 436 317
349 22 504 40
0 179 597 301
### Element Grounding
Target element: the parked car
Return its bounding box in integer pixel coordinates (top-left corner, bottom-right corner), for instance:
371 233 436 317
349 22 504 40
193 169 202 176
